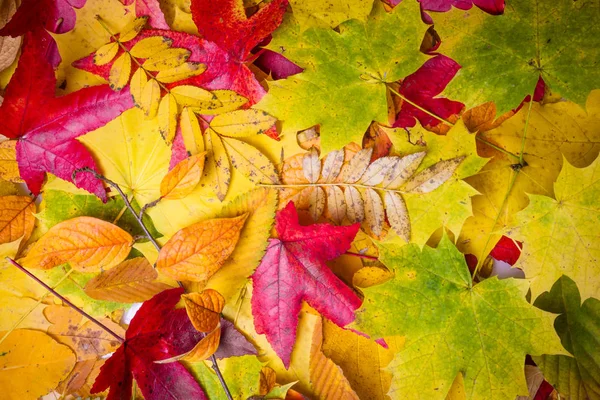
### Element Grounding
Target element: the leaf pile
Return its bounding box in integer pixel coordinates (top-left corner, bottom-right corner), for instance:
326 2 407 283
0 0 599 399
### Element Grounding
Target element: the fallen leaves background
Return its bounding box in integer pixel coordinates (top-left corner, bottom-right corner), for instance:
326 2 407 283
0 0 599 399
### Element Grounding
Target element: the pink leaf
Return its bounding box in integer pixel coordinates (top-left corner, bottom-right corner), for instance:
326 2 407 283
0 0 86 35
251 202 361 367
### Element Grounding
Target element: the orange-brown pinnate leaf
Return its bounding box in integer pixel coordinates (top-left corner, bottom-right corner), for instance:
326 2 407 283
44 305 124 361
182 289 225 332
310 318 360 400
22 216 134 272
160 152 207 200
0 195 36 245
0 140 21 182
84 257 174 303
157 214 248 281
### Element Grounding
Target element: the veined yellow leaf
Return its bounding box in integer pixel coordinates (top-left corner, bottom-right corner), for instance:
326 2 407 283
180 107 204 155
22 216 134 272
182 289 224 332
141 78 161 118
157 92 178 143
93 42 118 66
160 152 207 200
130 67 147 107
171 85 222 109
143 48 190 71
129 36 173 58
221 137 280 185
0 140 21 183
198 90 248 115
84 257 173 303
0 329 76 400
156 214 248 281
119 16 148 42
204 128 231 201
210 109 277 138
108 52 131 91
156 62 207 84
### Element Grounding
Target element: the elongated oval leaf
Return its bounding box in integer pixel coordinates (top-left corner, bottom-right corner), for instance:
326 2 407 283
157 92 178 143
363 188 385 236
143 48 190 71
344 186 364 223
109 53 132 91
326 185 347 225
141 78 160 118
403 157 464 194
155 62 207 84
210 109 277 138
160 153 206 200
343 148 373 184
221 137 280 185
22 216 134 272
384 191 410 242
303 147 321 184
130 36 173 58
130 68 148 108
0 195 35 245
321 150 344 183
204 128 231 201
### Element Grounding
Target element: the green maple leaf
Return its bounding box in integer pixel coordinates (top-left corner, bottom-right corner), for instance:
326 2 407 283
506 157 600 301
353 235 566 400
433 0 600 114
289 0 375 30
255 0 428 153
533 275 600 400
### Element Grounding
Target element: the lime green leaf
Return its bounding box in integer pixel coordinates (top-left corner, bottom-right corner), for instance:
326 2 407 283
255 1 428 153
433 0 600 114
533 275 600 400
186 355 262 400
353 235 566 400
506 157 600 301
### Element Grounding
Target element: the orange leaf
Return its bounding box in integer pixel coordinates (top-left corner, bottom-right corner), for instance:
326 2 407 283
0 195 35 245
160 152 207 200
259 366 278 395
0 140 22 182
310 318 359 400
44 305 124 361
182 289 224 332
22 216 133 272
84 257 174 303
156 214 248 281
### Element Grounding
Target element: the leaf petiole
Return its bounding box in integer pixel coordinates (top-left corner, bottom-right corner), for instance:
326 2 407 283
386 84 455 127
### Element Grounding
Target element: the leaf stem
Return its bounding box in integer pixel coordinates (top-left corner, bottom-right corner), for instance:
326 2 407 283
257 182 405 193
73 167 161 252
344 251 378 261
209 355 233 400
475 136 521 161
6 257 125 343
386 84 455 127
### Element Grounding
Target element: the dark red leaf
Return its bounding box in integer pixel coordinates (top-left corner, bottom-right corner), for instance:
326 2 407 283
251 202 361 367
393 55 464 129
419 0 504 14
0 0 86 35
254 49 303 80
0 31 133 200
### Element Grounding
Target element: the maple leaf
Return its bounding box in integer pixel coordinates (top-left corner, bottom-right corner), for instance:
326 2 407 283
256 0 429 153
532 276 600 400
92 288 208 400
288 0 374 29
393 55 464 130
457 91 600 268
0 0 85 35
0 32 133 199
251 202 362 367
505 157 600 301
432 0 600 114
354 234 566 400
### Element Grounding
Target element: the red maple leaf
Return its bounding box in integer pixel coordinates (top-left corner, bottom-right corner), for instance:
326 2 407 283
92 288 207 400
393 55 464 129
92 287 256 400
0 0 86 35
251 202 362 367
0 31 133 200
118 0 170 29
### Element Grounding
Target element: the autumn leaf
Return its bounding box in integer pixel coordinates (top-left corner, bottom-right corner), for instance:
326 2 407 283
532 276 600 400
0 0 85 35
458 91 600 273
251 202 362 367
160 152 206 199
256 0 429 153
84 257 174 303
91 288 208 400
0 0 21 72
0 31 133 199
354 234 566 400
156 214 248 281
22 216 134 272
0 195 35 245
432 0 600 114
289 0 374 29
0 140 21 182
505 157 600 301
0 329 76 400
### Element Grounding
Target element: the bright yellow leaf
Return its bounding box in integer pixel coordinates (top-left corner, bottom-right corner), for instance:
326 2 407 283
0 140 21 182
118 16 148 42
141 78 161 118
129 35 173 58
170 85 222 109
180 107 204 155
143 48 190 71
155 62 207 84
130 68 148 108
210 109 277 138
93 42 119 66
157 92 178 143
